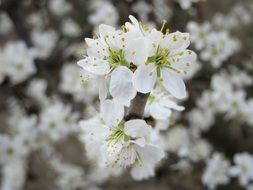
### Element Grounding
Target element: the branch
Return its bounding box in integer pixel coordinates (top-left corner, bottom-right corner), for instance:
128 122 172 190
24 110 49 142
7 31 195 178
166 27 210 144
124 92 150 120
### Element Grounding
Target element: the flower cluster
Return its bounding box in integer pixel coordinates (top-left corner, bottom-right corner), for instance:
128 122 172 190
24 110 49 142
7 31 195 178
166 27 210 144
203 152 253 190
77 15 196 179
187 21 239 68
78 15 196 104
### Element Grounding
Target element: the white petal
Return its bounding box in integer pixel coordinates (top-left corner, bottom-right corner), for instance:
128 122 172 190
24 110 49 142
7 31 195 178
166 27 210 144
160 99 185 111
124 119 152 138
79 119 109 140
161 69 186 99
131 137 146 147
130 163 155 181
149 102 172 120
160 31 190 51
98 76 108 101
99 24 116 39
85 38 108 59
77 57 109 75
170 50 197 71
132 63 157 93
147 28 163 56
135 144 165 164
109 66 137 106
101 99 124 126
125 37 148 66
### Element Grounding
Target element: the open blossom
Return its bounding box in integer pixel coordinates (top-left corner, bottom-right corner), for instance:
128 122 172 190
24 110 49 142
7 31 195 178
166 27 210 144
31 30 58 59
79 99 165 180
127 16 197 98
177 0 204 10
229 153 253 187
89 0 119 26
60 63 99 103
202 153 230 190
78 15 196 103
1 41 36 84
77 21 148 105
145 86 184 120
38 101 78 142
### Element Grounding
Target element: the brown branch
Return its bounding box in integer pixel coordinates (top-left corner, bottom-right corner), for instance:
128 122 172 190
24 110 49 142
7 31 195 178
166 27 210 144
124 92 150 120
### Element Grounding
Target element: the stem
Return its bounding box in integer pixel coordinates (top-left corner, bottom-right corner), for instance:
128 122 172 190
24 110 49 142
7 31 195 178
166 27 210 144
124 92 150 120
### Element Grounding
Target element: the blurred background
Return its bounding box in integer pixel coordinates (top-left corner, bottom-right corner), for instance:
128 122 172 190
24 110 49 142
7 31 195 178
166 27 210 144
0 0 253 189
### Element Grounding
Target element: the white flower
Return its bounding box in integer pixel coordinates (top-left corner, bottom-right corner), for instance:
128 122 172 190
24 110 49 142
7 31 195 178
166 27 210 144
229 153 253 187
145 86 184 120
153 0 172 22
200 31 239 68
79 99 165 180
26 78 49 106
38 101 78 142
132 0 152 22
187 21 211 50
132 27 196 99
31 29 58 59
177 0 202 10
49 0 72 16
89 0 119 26
0 135 29 164
61 18 81 37
202 153 230 190
164 126 190 153
60 63 99 103
50 156 86 190
2 41 36 84
0 13 13 35
77 23 148 105
1 159 27 190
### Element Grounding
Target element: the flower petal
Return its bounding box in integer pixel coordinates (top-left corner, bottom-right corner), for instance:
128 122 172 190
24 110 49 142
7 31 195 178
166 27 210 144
124 119 152 138
161 69 186 99
125 37 148 66
109 66 137 106
147 28 163 56
160 31 190 51
98 76 108 101
132 63 157 93
149 102 172 120
131 137 146 147
101 99 124 126
77 57 109 75
160 99 185 111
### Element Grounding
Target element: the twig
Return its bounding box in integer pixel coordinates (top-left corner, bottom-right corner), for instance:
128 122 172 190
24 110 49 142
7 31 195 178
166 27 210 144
124 92 150 120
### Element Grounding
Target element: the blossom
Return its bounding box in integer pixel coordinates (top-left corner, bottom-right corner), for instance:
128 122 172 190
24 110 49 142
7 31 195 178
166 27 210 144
132 23 196 99
202 153 230 190
31 29 58 59
77 23 148 105
0 13 13 35
38 101 78 142
1 41 36 84
229 153 253 187
61 18 81 37
1 160 27 190
177 0 203 10
89 0 119 26
145 86 184 120
79 99 165 180
60 63 99 103
49 0 72 16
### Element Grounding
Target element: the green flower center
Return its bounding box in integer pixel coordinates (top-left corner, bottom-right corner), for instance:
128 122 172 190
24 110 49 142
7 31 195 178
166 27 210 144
107 122 130 145
107 49 129 68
